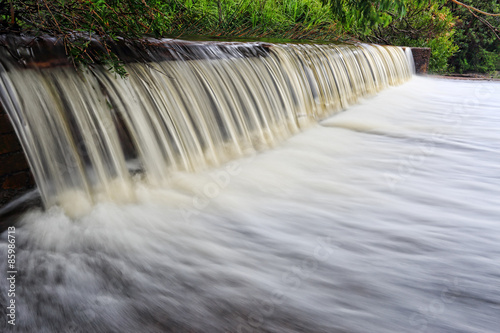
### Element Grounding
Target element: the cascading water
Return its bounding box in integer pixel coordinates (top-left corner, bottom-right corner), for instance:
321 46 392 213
0 41 413 215
3 39 499 333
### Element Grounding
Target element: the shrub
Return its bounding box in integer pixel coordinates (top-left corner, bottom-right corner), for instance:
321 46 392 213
0 0 341 75
344 0 458 73
447 0 500 73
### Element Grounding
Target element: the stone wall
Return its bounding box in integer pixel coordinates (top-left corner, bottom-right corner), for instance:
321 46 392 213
410 47 431 74
0 104 35 207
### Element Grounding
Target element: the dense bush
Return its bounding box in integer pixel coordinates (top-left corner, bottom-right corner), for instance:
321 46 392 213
328 0 408 33
447 0 500 73
1 0 498 74
165 0 339 39
342 0 458 73
344 0 500 73
0 0 176 75
0 0 340 74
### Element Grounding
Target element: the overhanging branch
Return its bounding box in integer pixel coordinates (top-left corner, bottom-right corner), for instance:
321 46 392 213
449 0 500 17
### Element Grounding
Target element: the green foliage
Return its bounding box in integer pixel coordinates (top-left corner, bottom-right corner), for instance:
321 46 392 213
327 0 409 34
0 0 341 76
427 34 459 73
0 0 176 75
448 0 500 73
345 0 458 73
157 0 337 39
2 0 497 75
340 0 499 73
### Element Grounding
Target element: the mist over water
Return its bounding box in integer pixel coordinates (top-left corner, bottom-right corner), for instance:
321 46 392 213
1 77 500 332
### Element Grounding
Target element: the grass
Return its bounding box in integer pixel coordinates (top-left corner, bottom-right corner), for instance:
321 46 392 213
158 0 342 41
0 0 345 75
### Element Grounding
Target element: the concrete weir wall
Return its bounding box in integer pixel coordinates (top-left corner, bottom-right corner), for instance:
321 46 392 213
0 40 431 210
0 104 35 207
410 47 431 74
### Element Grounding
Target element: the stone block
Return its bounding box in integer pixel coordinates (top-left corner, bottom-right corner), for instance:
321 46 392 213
0 115 15 134
0 152 30 177
0 133 22 154
410 47 431 74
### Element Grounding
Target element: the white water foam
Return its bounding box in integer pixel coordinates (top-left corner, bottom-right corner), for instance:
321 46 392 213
1 77 500 332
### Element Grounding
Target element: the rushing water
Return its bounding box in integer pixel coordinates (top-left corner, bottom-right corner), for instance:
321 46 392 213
0 76 499 332
0 42 412 216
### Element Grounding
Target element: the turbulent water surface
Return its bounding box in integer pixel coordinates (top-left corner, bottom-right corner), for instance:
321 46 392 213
1 76 500 332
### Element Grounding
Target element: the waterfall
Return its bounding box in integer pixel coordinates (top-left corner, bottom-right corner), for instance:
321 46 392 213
0 41 414 215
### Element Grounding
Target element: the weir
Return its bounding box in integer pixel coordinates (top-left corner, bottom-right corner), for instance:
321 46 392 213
0 38 414 217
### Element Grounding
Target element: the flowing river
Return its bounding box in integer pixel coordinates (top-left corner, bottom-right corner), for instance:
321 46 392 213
1 76 499 332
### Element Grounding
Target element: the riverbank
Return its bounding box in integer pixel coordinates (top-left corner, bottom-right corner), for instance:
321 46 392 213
427 73 500 81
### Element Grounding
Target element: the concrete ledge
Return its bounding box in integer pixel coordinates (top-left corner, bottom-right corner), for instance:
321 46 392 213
409 47 431 74
0 34 272 70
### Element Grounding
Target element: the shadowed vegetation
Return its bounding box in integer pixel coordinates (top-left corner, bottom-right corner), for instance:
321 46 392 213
0 0 499 74
346 1 458 73
0 0 342 74
342 0 499 73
